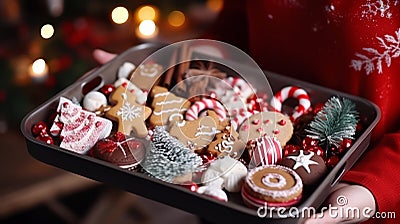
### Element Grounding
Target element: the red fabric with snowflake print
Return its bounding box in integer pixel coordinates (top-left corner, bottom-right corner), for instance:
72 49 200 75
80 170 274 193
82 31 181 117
206 0 400 221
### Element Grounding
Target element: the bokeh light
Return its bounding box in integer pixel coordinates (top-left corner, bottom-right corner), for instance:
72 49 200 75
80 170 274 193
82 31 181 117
111 6 129 24
30 58 48 81
136 5 157 21
138 20 157 37
40 24 54 39
168 11 185 27
206 0 224 12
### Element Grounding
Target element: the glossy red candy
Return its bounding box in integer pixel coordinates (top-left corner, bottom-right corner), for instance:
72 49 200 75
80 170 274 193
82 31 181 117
31 121 48 137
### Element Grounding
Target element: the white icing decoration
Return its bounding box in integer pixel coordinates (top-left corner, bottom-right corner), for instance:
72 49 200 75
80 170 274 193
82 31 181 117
139 64 159 77
215 134 234 153
117 95 143 121
194 125 220 137
155 99 183 105
154 92 170 98
261 173 287 189
287 151 318 174
351 28 400 75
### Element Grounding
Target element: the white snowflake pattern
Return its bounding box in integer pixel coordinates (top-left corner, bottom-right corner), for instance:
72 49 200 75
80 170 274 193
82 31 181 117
361 0 398 18
117 101 143 121
350 28 400 75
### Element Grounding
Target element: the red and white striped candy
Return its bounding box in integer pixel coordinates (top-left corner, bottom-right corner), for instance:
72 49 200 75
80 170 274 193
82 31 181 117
186 98 227 121
270 86 311 121
248 136 282 169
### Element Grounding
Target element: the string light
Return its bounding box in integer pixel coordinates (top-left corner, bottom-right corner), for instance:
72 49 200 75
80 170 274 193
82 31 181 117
137 19 157 38
40 24 54 39
136 5 158 21
111 6 129 24
30 58 48 82
168 11 185 27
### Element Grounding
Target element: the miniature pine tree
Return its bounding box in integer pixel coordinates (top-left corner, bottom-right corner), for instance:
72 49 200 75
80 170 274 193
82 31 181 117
306 96 359 148
142 126 202 182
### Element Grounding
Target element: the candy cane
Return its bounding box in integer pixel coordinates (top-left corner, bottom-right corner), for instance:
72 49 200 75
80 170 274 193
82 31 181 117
270 86 311 121
186 98 227 121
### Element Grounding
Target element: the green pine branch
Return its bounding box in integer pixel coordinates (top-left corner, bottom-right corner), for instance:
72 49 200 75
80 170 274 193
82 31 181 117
306 96 359 148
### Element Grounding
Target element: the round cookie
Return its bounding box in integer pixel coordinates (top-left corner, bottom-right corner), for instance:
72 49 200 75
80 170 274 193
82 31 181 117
90 132 146 170
239 111 293 147
278 150 327 189
242 165 302 208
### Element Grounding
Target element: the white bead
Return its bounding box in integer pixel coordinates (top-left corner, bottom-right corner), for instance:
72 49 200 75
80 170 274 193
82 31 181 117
118 62 136 79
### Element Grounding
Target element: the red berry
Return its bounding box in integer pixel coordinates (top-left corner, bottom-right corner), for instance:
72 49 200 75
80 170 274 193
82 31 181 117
326 155 340 168
341 139 353 150
32 121 48 137
306 145 325 159
100 84 115 96
36 135 54 145
283 144 301 157
302 137 318 149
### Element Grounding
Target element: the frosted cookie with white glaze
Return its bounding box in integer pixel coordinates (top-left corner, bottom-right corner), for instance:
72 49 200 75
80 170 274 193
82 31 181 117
241 165 302 208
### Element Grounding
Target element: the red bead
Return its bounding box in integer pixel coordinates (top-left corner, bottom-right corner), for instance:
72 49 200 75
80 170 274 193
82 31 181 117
302 137 318 149
326 155 340 168
329 145 344 155
306 145 325 159
341 139 353 150
180 181 199 192
283 144 301 157
100 84 115 96
32 121 48 137
36 135 54 145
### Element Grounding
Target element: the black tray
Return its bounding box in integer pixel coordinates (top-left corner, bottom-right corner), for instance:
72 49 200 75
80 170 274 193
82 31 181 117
21 43 380 223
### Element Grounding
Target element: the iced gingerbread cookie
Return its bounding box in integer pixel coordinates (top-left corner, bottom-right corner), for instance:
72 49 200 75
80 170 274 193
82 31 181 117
242 165 303 208
50 97 112 154
130 63 163 91
169 111 222 151
239 111 293 147
207 126 245 159
149 86 191 127
106 86 152 138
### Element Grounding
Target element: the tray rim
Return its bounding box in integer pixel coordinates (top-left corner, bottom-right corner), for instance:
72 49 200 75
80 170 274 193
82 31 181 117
20 43 381 222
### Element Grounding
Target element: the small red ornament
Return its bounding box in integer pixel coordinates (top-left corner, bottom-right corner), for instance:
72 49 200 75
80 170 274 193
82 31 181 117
312 103 325 114
36 135 54 145
180 181 199 192
341 138 353 150
302 137 318 149
306 145 325 159
283 144 302 157
32 121 48 137
100 84 115 97
326 155 340 168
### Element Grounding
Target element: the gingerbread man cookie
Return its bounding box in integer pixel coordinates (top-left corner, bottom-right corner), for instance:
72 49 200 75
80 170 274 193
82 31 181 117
168 111 225 151
130 63 163 91
149 86 191 127
106 86 152 138
239 111 293 147
207 126 246 159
